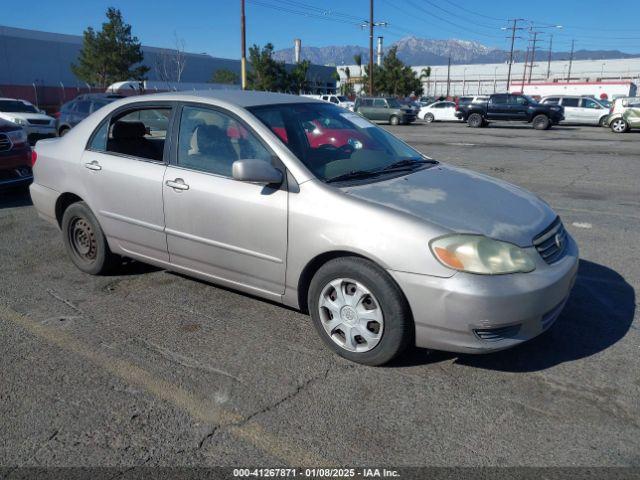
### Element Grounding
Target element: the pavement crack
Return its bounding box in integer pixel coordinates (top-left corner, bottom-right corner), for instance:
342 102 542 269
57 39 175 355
197 426 220 450
46 289 83 314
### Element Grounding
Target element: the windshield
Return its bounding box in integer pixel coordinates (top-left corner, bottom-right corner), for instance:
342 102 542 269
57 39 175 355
386 98 402 108
336 96 349 102
0 100 39 113
249 103 433 183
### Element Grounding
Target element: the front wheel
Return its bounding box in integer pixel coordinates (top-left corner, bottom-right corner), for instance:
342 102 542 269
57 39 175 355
533 114 550 130
389 115 400 126
468 113 484 128
61 202 119 275
599 116 609 127
610 118 629 133
308 257 412 366
424 113 435 123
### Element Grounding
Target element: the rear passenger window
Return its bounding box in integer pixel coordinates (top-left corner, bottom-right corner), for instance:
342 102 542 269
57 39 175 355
177 105 271 178
491 95 508 104
562 98 580 107
102 107 171 161
544 97 560 104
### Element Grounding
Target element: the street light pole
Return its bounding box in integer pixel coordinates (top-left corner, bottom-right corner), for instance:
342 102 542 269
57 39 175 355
369 0 374 96
567 39 575 82
546 34 553 78
241 0 247 90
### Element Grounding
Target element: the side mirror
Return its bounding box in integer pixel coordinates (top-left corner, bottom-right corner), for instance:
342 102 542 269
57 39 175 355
232 159 283 185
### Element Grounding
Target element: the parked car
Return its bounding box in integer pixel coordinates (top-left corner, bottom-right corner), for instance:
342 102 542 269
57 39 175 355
319 94 354 111
418 101 460 123
456 93 564 129
0 98 56 144
604 96 640 133
56 93 124 136
540 96 610 126
354 97 416 125
30 91 578 366
0 119 33 189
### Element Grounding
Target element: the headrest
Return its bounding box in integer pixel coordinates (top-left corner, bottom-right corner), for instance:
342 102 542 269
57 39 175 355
112 121 146 140
196 124 228 153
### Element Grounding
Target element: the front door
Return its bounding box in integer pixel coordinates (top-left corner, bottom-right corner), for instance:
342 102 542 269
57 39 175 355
560 97 581 123
81 103 174 261
163 104 288 296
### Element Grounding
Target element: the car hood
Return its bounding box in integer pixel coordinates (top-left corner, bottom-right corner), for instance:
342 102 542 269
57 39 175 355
0 112 54 122
342 164 557 247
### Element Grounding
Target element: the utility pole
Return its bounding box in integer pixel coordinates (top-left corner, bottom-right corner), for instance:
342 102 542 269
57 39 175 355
567 39 575 82
446 55 451 97
362 1 387 96
546 34 553 78
528 31 540 83
241 0 247 90
503 19 525 91
521 47 530 92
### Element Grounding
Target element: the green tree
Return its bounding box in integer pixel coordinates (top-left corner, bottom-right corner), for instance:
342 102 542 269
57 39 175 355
211 69 239 84
247 43 288 91
72 7 148 88
289 60 311 93
363 47 422 96
353 53 363 77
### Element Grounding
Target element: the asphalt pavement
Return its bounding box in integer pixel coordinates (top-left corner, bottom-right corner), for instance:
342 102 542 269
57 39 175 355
1 121 639 470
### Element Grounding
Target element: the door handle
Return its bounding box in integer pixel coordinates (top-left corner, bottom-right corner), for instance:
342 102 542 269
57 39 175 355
84 160 102 171
165 178 189 191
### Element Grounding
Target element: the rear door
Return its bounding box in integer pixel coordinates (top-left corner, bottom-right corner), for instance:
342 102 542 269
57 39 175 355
560 97 581 123
81 102 174 261
372 98 388 121
488 94 509 119
162 103 288 295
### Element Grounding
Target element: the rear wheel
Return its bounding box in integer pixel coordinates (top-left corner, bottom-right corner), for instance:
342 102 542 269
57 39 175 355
59 127 70 137
308 257 412 366
424 113 435 123
389 115 400 126
533 114 550 130
611 118 629 133
598 116 609 127
468 113 484 128
61 202 118 275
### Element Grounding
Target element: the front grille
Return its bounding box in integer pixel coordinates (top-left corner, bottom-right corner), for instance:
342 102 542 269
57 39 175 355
0 133 11 152
474 324 521 342
27 118 51 125
533 217 568 264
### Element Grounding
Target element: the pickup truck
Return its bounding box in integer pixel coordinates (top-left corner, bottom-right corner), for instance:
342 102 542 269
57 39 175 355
455 93 564 130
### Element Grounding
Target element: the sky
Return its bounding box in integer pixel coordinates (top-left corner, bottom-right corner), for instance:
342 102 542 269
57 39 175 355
3 0 640 58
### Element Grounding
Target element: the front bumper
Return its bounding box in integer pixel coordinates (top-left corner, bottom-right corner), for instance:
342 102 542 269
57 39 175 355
389 234 579 354
0 147 33 189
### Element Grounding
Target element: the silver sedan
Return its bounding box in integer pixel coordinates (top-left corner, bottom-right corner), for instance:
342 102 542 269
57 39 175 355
30 91 579 365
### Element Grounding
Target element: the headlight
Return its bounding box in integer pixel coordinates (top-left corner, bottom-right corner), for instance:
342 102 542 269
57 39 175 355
430 234 536 274
6 129 27 144
11 117 27 126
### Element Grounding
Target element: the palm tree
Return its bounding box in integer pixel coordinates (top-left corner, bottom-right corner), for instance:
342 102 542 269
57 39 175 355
420 67 432 95
353 53 362 77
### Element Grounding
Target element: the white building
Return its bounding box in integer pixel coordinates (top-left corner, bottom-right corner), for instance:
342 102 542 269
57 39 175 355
337 56 640 97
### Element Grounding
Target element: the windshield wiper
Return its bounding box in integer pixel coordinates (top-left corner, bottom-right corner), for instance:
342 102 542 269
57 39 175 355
378 158 436 172
325 170 382 183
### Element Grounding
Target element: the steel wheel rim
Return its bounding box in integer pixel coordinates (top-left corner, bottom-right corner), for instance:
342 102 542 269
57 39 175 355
69 216 97 262
425 114 434 123
612 120 626 132
318 278 384 353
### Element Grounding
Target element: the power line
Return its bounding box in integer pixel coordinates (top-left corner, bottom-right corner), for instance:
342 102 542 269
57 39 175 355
246 0 360 25
442 0 508 22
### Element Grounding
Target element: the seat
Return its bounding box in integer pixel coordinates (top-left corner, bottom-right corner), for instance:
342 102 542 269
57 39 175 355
107 121 162 161
182 124 238 176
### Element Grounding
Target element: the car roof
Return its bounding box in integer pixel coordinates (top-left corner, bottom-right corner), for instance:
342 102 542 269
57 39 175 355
116 90 324 108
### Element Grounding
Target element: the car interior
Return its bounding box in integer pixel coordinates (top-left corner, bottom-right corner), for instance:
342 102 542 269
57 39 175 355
106 120 164 161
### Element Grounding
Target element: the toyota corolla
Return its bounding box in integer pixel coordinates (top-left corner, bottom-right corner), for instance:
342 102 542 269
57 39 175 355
30 91 579 365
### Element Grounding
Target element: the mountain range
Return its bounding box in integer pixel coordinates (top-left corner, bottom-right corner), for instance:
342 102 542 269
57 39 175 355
273 36 640 66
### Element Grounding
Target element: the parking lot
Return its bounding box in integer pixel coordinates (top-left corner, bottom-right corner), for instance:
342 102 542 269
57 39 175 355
1 121 639 469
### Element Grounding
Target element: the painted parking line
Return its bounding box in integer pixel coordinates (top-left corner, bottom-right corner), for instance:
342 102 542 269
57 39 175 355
0 303 326 466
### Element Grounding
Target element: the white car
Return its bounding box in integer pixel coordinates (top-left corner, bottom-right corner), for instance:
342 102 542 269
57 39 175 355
540 96 610 126
320 94 355 111
0 98 56 143
418 101 460 123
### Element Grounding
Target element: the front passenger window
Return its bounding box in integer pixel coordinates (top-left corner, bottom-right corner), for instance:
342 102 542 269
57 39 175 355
177 106 272 177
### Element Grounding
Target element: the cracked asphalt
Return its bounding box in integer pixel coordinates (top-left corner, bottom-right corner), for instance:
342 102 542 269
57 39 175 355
1 122 639 469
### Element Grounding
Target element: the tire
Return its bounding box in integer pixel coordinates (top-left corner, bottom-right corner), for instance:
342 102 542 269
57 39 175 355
468 113 483 128
59 127 70 137
532 114 550 130
389 115 400 126
61 201 118 275
308 257 412 366
598 116 609 127
424 113 435 123
610 118 629 133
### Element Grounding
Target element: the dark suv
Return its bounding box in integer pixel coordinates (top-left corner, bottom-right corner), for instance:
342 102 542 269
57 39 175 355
354 97 416 125
455 93 564 129
56 93 123 136
0 119 32 190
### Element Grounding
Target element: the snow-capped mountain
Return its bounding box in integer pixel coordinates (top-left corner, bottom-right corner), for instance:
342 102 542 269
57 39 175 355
272 35 639 66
